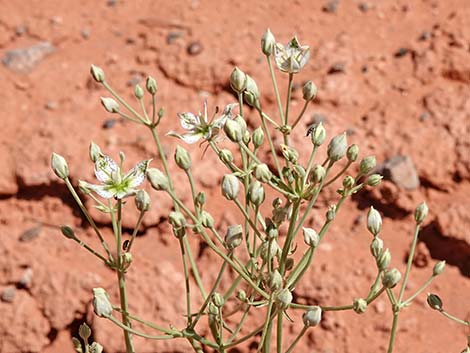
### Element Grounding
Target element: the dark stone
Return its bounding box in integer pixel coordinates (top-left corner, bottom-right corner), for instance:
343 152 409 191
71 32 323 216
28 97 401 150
102 119 117 129
187 41 203 56
19 226 42 242
394 47 409 58
322 0 340 13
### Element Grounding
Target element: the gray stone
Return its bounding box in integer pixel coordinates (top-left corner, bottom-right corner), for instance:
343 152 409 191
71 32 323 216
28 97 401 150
379 155 420 190
1 285 16 303
2 42 55 73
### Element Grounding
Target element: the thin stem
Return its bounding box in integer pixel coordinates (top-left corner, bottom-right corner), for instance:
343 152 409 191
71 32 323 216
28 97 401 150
276 312 283 353
267 56 285 125
102 81 145 122
107 315 177 340
280 201 301 274
398 224 421 303
323 161 352 187
257 109 283 179
126 211 145 253
151 94 157 124
387 312 400 353
179 237 192 325
261 112 281 128
138 98 151 124
113 308 177 335
440 310 470 326
402 276 435 306
303 145 318 186
257 294 275 353
184 236 207 299
285 326 307 353
73 238 108 263
291 100 309 129
283 73 294 141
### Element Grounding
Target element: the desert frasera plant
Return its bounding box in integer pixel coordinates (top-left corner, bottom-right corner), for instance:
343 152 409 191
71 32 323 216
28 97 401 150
51 29 469 353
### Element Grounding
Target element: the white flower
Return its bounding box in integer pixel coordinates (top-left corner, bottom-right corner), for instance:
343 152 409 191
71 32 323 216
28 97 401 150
168 102 238 144
80 155 151 199
274 37 310 73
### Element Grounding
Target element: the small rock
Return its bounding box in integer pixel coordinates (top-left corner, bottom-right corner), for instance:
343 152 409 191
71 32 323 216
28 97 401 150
2 42 55 73
418 31 432 41
107 0 118 6
358 2 372 12
102 119 117 129
1 286 16 303
418 112 430 121
394 47 409 58
187 41 203 55
166 31 183 44
15 25 27 36
45 101 59 110
80 28 91 39
322 0 340 13
379 155 420 190
19 226 42 242
18 268 33 289
327 62 345 74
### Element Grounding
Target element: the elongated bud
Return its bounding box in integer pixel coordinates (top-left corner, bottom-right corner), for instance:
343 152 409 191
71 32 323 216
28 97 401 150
90 64 105 83
90 343 103 353
245 75 260 98
51 153 69 179
359 156 376 175
221 174 240 200
303 306 322 327
201 211 214 228
302 81 317 101
276 288 293 310
414 202 428 224
224 119 243 142
213 292 224 308
269 269 283 291
280 144 299 164
261 29 276 56
135 189 150 212
225 224 243 249
254 163 272 183
376 248 391 271
248 180 265 206
382 268 401 288
252 127 264 148
346 144 359 162
92 288 113 317
426 293 443 310
303 227 320 248
146 76 158 94
370 237 383 258
195 192 206 207
326 205 336 221
237 289 247 302
260 240 280 261
367 207 382 236
134 84 144 99
89 142 103 163
433 260 446 276
72 337 83 353
78 180 91 195
309 122 326 146
230 67 247 93
218 149 233 164
100 97 119 113
234 115 247 134
169 211 186 229
147 168 169 191
61 225 76 239
79 323 91 342
342 175 355 189
174 145 191 170
310 164 325 184
353 298 368 314
367 174 383 187
327 133 348 162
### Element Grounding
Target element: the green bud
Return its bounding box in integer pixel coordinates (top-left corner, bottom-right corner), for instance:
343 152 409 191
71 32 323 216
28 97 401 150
252 127 264 148
219 149 233 164
122 252 132 267
146 76 158 94
302 80 317 101
382 268 401 288
285 258 294 271
346 144 359 162
100 97 119 113
272 197 282 209
376 248 391 271
261 28 276 56
254 163 272 183
353 298 368 314
234 114 247 133
134 84 144 99
225 224 243 249
342 175 355 189
433 260 446 276
90 64 105 83
201 211 214 228
72 337 83 353
221 174 240 200
79 323 91 341
169 211 186 229
208 302 218 316
302 306 322 327
359 156 376 175
60 226 76 239
147 168 169 191
237 289 247 302
292 165 306 180
326 205 336 222
280 144 299 164
78 180 91 195
276 288 293 310
269 269 283 291
230 67 247 93
367 174 383 187
265 219 278 239
135 189 151 212
414 202 428 224
309 122 326 146
195 192 206 207
303 227 319 248
92 288 113 317
245 75 260 98
90 342 103 353
243 130 251 145
248 180 265 206
158 107 165 119
426 293 443 310
311 164 326 184
224 119 243 142
370 237 383 258
327 133 348 162
51 153 69 179
367 206 382 236
175 145 191 170
213 292 224 308
89 142 103 163
260 240 280 261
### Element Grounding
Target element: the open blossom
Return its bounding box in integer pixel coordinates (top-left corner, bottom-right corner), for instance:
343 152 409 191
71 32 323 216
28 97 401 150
167 102 238 144
80 155 151 199
274 37 310 73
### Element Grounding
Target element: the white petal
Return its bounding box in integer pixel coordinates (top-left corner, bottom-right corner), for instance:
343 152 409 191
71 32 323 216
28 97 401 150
115 188 137 199
167 131 203 144
123 159 151 188
85 182 115 199
95 155 119 183
177 112 199 130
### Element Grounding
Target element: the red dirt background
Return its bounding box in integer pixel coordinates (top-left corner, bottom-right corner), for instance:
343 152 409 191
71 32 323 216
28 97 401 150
0 0 469 352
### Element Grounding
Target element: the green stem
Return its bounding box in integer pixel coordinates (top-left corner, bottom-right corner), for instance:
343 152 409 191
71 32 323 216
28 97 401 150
258 109 283 179
440 310 470 326
387 312 400 353
303 145 318 186
258 294 275 353
398 224 421 303
113 308 176 335
102 81 145 122
72 238 108 262
179 237 192 325
280 201 301 274
283 72 294 146
285 326 307 353
267 56 285 125
323 161 352 187
291 101 309 129
107 315 177 340
402 275 435 306
184 236 207 299
276 312 283 353
126 211 145 253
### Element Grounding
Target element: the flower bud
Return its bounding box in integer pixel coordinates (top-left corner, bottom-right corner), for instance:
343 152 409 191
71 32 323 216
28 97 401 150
254 164 272 183
122 252 133 267
414 202 428 224
221 174 240 200
342 175 355 189
158 107 165 119
72 337 83 353
272 197 282 209
147 168 169 191
219 149 234 164
367 207 382 236
78 180 91 195
237 289 247 302
269 269 283 291
346 144 359 162
213 292 224 308
265 219 278 239
310 165 326 184
426 293 443 310
230 67 247 93
92 288 113 317
100 97 119 113
327 133 348 162
201 211 214 228
370 237 383 258
61 225 76 239
89 142 103 163
248 180 265 206
260 240 280 261
252 127 264 148
208 302 218 316
134 84 144 99
302 306 322 327
309 122 326 146
302 81 317 101
90 342 103 353
376 248 391 271
79 323 91 342
169 211 186 229
90 64 105 83
359 156 376 175
224 119 243 142
353 298 368 314
245 75 260 98
195 192 206 207
433 260 446 276
382 268 401 288
225 224 243 249
146 76 158 94
261 28 276 56
280 144 299 164
285 258 294 271
243 130 251 145
174 145 191 170
135 189 151 212
51 153 69 179
276 288 293 310
367 174 383 187
303 227 320 248
244 91 260 109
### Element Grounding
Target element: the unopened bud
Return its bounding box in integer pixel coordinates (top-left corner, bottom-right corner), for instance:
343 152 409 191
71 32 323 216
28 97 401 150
230 67 247 93
92 288 113 317
134 84 144 99
276 288 293 310
195 192 206 207
255 163 272 183
208 302 218 316
302 306 322 327
79 323 91 341
51 153 69 179
376 248 391 271
90 342 103 353
221 174 240 200
260 240 280 261
90 64 105 83
225 224 243 249
175 145 191 170
147 168 169 191
146 76 158 94
370 237 383 258
309 122 326 146
426 293 443 310
269 269 283 291
245 75 260 98
359 156 376 175
311 164 326 184
347 144 359 162
280 144 299 164
327 133 348 162
414 202 428 224
61 225 76 239
367 207 382 236
248 180 265 206
237 289 247 302
213 292 224 307
261 28 276 56
342 175 355 189
433 260 446 276
219 149 234 164
201 211 214 228
89 142 103 163
224 119 243 142
169 211 186 229
302 81 317 101
326 205 336 222
367 174 383 187
303 227 320 248
252 127 264 148
135 189 151 212
100 97 119 113
353 298 368 314
382 268 401 288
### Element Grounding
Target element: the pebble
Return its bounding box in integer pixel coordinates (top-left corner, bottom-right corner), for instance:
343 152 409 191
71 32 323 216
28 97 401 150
19 226 42 242
18 268 33 289
327 62 345 74
418 31 432 41
379 155 420 190
358 2 372 12
187 41 203 55
102 119 117 129
45 101 58 110
81 28 91 40
2 42 55 73
166 31 183 44
394 47 409 58
322 0 340 13
1 286 16 303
